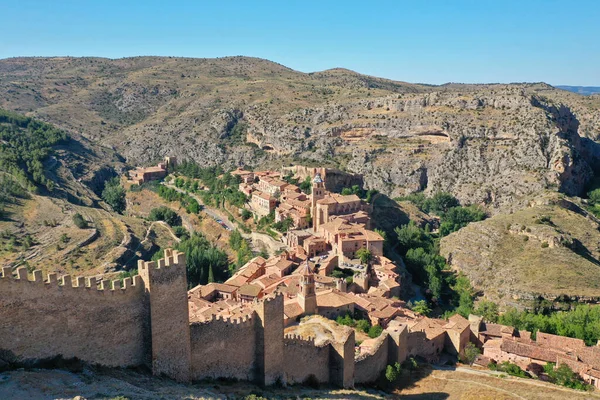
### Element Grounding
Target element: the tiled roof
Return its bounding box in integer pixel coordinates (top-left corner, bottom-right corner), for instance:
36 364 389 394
238 284 262 297
316 290 354 308
284 301 304 319
500 339 561 362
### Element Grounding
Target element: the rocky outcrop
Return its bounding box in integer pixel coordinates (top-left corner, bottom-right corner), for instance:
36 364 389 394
0 57 598 211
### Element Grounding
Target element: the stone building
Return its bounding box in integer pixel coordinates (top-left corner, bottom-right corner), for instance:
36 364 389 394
250 191 277 216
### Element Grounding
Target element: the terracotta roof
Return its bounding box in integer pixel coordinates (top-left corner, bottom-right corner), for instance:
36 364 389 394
500 339 561 362
238 284 262 297
284 301 304 319
316 290 354 308
196 283 238 298
536 332 586 351
334 194 361 204
225 274 251 288
254 191 275 201
444 314 470 331
480 323 514 337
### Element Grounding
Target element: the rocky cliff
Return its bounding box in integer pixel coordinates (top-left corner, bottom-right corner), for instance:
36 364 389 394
1 56 599 211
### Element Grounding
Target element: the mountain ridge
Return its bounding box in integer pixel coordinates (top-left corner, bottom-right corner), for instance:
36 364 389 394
1 56 599 211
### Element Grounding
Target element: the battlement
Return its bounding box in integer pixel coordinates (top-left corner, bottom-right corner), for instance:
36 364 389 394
0 266 144 295
138 249 186 285
284 334 318 346
193 313 255 327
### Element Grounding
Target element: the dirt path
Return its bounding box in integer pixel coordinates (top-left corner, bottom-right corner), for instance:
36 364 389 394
430 366 600 398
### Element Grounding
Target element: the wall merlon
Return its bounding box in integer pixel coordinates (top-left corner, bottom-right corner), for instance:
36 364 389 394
132 275 143 288
1 266 12 278
61 275 72 287
75 276 85 287
47 273 57 283
99 279 109 290
16 267 27 280
33 270 43 282
112 280 122 290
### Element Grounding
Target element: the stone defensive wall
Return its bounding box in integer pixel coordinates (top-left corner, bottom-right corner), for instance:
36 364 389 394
282 334 331 384
0 249 412 388
0 265 149 368
355 334 390 384
190 314 256 381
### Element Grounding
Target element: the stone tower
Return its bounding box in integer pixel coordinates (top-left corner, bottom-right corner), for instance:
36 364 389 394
298 260 317 315
336 277 347 293
138 248 191 382
254 294 284 386
311 172 325 231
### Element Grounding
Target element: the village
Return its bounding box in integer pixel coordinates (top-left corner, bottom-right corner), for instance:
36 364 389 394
126 161 600 390
1 159 600 393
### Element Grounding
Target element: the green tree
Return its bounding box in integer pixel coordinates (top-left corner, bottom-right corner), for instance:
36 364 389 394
368 325 384 338
148 206 181 226
207 264 215 283
356 319 371 333
428 192 460 214
588 188 600 205
385 363 402 383
412 300 431 316
474 300 500 323
102 177 126 214
241 209 252 221
299 176 312 194
356 248 373 264
461 342 480 365
394 221 431 254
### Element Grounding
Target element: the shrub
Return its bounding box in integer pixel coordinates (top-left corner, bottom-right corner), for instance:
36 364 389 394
241 209 252 221
72 213 88 229
148 206 181 226
385 363 402 382
368 325 383 338
461 342 480 365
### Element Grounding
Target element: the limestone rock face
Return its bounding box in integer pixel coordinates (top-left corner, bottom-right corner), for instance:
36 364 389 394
1 57 599 211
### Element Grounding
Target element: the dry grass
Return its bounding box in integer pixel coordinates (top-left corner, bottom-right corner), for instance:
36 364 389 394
440 197 600 305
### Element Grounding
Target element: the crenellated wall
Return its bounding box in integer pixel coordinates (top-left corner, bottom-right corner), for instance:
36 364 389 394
138 249 191 382
0 266 149 367
0 250 422 388
282 335 330 384
355 334 390 384
190 315 257 381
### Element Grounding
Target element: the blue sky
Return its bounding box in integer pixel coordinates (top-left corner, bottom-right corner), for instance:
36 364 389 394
1 0 598 85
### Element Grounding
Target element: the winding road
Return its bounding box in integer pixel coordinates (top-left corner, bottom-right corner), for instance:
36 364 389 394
163 183 286 254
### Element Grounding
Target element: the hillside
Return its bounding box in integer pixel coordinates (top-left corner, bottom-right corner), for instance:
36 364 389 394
440 193 600 308
0 110 179 277
1 56 600 211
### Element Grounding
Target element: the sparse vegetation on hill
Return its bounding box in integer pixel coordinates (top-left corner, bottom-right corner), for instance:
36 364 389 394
440 196 600 308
